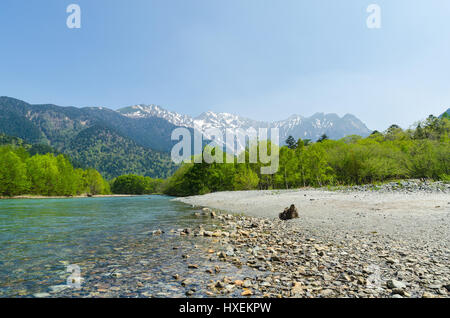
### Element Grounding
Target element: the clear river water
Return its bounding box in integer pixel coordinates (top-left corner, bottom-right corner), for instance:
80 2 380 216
0 195 250 298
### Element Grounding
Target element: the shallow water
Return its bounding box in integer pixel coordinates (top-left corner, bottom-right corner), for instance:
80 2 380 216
0 195 252 297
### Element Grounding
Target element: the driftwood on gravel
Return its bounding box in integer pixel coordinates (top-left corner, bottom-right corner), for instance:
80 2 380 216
279 204 299 220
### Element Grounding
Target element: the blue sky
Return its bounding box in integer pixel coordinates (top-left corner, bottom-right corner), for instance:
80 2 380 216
1 0 449 131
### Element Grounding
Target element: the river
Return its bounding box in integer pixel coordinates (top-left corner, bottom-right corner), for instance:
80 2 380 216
0 195 251 298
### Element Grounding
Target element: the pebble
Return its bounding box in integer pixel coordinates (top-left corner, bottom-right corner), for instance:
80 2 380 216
28 196 448 299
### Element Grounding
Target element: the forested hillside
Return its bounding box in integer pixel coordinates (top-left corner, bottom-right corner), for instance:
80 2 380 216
0 97 180 178
66 125 178 179
163 115 450 196
0 133 83 166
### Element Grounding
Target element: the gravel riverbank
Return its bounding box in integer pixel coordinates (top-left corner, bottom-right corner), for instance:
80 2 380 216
175 182 450 298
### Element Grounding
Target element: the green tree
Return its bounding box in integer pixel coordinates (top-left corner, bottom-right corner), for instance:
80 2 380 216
55 154 79 196
83 169 110 195
298 143 334 186
111 174 159 194
0 150 29 196
285 135 297 149
233 165 259 190
302 139 311 146
317 134 329 143
26 154 59 195
275 147 299 189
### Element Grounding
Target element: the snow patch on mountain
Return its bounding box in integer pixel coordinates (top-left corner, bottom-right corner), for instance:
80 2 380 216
118 104 372 153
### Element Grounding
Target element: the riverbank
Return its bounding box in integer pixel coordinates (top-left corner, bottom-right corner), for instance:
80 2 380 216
175 185 450 247
4 188 447 298
174 185 450 298
36 207 449 298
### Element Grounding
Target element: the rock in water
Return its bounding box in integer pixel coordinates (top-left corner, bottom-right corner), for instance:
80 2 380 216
279 204 299 220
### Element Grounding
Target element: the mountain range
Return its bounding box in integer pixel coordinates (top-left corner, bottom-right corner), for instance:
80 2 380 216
118 104 372 152
0 96 374 178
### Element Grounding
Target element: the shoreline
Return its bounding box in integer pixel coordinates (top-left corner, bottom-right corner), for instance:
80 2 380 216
4 187 448 298
31 206 450 298
173 188 450 298
174 187 450 246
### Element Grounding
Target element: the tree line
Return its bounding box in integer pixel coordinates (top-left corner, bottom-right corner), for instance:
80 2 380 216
2 115 448 197
110 174 163 195
162 115 450 196
0 145 110 197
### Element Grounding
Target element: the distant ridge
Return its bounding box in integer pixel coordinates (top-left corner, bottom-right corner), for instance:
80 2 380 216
118 104 373 144
0 95 373 156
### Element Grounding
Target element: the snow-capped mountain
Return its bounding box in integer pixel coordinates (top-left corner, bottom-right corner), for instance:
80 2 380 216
273 112 371 141
191 112 272 152
119 106 268 152
118 104 372 152
118 104 195 127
